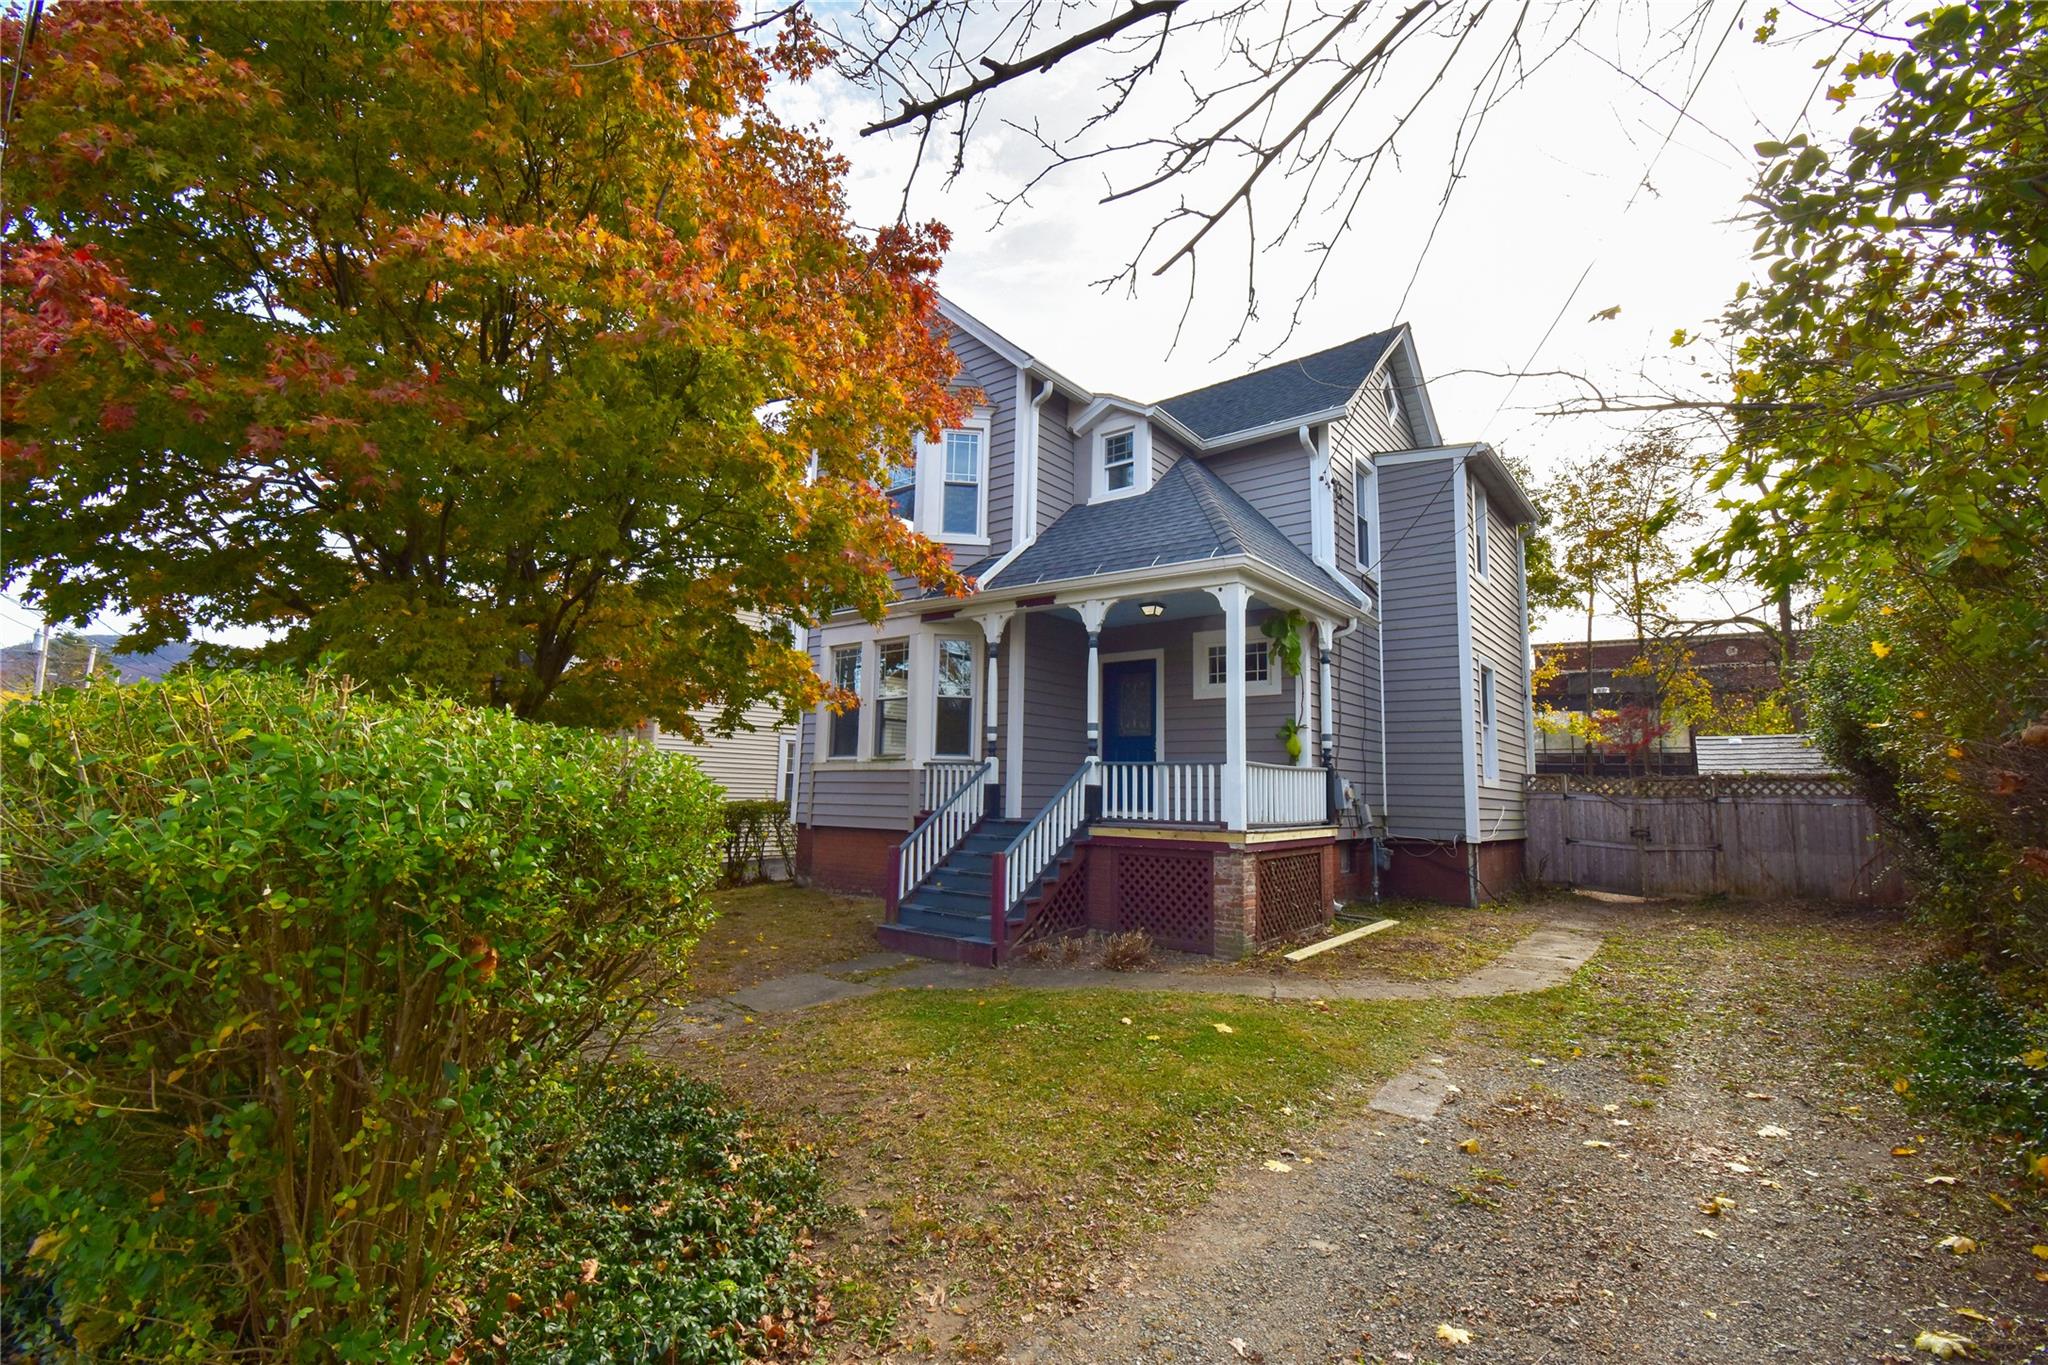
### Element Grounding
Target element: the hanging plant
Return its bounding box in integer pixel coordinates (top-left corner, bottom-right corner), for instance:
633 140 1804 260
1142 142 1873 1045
1260 609 1308 677
1277 716 1305 762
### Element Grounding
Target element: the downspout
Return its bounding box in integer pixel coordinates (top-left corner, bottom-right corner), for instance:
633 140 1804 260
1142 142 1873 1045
1299 424 1370 609
980 377 1056 587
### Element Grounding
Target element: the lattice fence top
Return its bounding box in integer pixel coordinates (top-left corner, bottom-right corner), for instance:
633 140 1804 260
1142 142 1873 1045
1527 773 1862 801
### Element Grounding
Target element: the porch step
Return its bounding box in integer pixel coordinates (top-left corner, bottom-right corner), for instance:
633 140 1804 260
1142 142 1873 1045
882 817 1048 966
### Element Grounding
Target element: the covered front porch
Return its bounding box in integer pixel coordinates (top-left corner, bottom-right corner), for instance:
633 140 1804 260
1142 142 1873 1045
884 565 1366 964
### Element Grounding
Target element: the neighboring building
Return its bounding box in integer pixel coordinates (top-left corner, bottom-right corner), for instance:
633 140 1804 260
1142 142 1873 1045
1530 630 1799 775
792 299 1539 964
1695 733 1837 777
638 706 796 804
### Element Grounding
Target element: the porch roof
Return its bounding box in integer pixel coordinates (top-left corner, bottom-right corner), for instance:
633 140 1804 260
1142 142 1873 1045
975 457 1354 604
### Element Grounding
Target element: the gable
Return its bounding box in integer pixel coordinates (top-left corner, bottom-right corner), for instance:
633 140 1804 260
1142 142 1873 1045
1158 329 1403 442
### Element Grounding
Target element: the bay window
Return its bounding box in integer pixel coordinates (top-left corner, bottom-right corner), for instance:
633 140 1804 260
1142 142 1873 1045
828 645 861 758
874 639 910 758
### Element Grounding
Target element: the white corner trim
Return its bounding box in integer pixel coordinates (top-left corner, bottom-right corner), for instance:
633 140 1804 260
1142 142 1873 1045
1005 610 1028 817
1451 459 1481 844
1393 328 1444 448
1517 529 1537 778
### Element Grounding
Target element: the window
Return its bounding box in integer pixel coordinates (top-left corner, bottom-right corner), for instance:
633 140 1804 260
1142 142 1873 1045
1472 481 1490 578
1382 369 1400 420
1192 630 1282 699
1102 430 1136 491
1353 464 1374 572
886 460 917 522
1480 664 1499 782
941 430 981 536
874 639 909 758
934 637 976 756
828 645 861 758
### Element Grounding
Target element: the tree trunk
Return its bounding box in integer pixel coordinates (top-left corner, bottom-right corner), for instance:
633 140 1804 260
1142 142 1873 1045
1776 585 1804 730
1583 583 1598 777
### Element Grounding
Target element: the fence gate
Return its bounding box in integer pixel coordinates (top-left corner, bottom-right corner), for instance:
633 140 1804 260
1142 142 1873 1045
1526 774 1903 904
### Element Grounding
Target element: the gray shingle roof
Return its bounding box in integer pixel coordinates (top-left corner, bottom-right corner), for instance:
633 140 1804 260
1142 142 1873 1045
1158 328 1403 440
982 457 1353 600
1694 734 1839 776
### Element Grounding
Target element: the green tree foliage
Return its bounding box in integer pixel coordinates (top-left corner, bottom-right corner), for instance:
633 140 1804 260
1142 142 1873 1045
0 671 723 1357
1700 3 2047 970
0 1 966 731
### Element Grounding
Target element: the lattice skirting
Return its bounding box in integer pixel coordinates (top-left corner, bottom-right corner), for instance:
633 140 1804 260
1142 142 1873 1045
1018 853 1090 943
1114 849 1214 954
1528 773 1858 800
1254 850 1327 944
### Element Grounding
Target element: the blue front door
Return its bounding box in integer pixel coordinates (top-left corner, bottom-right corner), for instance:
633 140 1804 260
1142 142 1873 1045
1101 659 1158 764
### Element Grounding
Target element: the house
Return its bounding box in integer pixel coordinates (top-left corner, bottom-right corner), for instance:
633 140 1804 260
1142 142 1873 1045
636 710 796 804
0 632 197 693
792 299 1538 964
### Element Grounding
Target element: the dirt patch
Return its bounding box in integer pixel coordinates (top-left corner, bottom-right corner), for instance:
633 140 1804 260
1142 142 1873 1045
1001 905 2048 1364
678 882 884 999
1196 900 1550 983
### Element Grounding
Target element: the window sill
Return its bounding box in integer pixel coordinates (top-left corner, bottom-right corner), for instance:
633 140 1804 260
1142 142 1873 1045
1090 483 1144 505
934 533 992 549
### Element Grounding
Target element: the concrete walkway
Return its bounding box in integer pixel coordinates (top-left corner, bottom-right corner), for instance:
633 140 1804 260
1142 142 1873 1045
655 923 1604 1041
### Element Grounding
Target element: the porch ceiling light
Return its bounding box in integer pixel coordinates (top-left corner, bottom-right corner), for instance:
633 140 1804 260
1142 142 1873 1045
1139 600 1167 618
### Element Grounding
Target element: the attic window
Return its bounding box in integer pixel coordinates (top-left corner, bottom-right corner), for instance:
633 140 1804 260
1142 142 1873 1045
1382 369 1400 420
1103 430 1136 491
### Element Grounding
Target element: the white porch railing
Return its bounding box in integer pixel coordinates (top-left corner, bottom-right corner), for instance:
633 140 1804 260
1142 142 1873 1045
893 758 995 908
998 758 1093 922
922 759 985 813
1247 762 1329 827
1099 760 1225 824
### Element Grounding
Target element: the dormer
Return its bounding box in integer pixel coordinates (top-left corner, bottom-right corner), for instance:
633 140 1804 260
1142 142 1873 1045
1070 396 1155 504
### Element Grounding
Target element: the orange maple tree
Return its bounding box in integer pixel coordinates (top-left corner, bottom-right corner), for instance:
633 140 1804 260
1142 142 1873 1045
2 0 966 729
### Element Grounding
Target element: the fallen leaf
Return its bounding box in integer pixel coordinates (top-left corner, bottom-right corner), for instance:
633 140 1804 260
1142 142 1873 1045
1757 1124 1792 1138
1583 1139 1613 1149
1699 1194 1736 1216
1953 1307 1992 1324
1725 1160 1753 1174
1694 1227 1719 1240
1262 1159 1292 1173
1914 1328 1972 1358
1146 1034 1161 1041
1985 1191 2013 1212
1435 1323 1472 1346
1458 1138 1481 1155
1894 1077 1913 1095
2031 1244 2048 1260
579 1258 599 1284
2020 1049 2046 1070
1936 1235 1977 1255
1120 1017 1132 1026
1744 1092 1774 1101
1894 1146 1919 1157
1758 1178 1783 1189
1229 1339 1249 1358
1213 1022 1236 1034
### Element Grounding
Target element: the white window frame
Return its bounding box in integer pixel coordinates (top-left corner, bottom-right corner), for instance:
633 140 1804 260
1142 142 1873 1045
1191 628 1283 700
825 643 863 761
873 637 911 760
885 459 917 527
1382 368 1400 421
930 633 979 759
907 409 992 547
1352 463 1375 575
1472 480 1490 580
1090 421 1152 503
1480 663 1500 782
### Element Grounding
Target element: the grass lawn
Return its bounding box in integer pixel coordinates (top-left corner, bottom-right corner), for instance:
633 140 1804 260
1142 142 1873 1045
1195 898 1546 981
679 881 885 998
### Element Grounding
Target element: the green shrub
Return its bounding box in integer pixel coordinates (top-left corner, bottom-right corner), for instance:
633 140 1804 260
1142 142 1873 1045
451 1062 826 1362
1876 962 2048 1166
719 799 792 887
0 671 723 1359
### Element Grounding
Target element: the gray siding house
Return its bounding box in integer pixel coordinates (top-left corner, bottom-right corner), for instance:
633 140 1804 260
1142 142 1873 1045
794 300 1538 963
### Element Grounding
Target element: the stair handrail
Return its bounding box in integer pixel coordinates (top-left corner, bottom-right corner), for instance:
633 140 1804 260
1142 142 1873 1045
888 756 995 917
993 757 1096 935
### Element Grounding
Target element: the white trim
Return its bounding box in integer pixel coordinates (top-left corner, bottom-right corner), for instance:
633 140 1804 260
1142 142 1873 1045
1479 663 1500 782
937 296 1090 402
915 410 992 546
1352 461 1375 574
1302 424 1335 570
1070 393 1205 450
1190 628 1282 699
819 640 865 763
1005 610 1028 817
1199 406 1349 451
876 635 915 762
1451 461 1481 843
1010 554 1365 623
1517 530 1537 778
1099 648 1168 760
1391 328 1444 447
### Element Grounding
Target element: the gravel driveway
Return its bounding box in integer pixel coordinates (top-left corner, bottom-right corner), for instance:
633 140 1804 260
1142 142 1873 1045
999 909 2048 1364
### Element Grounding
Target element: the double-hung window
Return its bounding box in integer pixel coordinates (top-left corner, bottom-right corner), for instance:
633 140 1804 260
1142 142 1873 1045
934 637 976 756
828 645 861 758
941 430 982 536
1193 632 1280 699
874 639 910 759
1102 430 1136 492
1353 465 1374 572
1472 482 1490 578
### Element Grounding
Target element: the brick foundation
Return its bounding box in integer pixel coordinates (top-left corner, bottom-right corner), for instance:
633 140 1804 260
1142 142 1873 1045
1380 838 1527 906
796 824 902 897
1071 831 1337 961
1474 839 1526 900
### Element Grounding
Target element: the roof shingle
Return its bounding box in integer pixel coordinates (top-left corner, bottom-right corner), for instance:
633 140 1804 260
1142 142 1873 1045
1158 328 1403 440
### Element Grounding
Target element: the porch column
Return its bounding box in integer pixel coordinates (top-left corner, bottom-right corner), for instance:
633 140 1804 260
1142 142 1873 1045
977 610 1012 815
1208 582 1251 830
1076 598 1112 776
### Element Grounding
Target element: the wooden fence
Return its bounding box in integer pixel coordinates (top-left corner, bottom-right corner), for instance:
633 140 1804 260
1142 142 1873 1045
1526 773 1904 904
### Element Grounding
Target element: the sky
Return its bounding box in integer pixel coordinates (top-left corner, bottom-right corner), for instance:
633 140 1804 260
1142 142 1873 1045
2 0 1893 650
